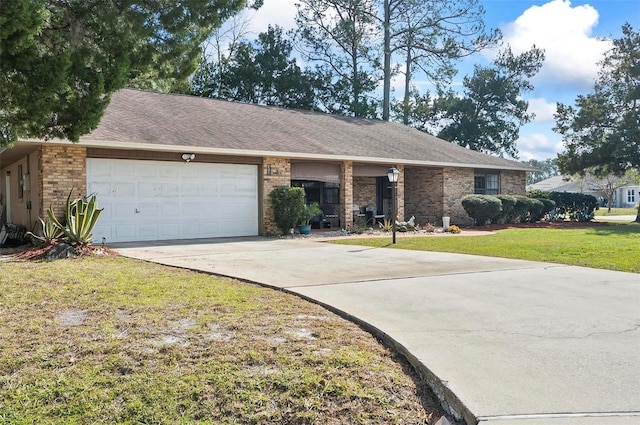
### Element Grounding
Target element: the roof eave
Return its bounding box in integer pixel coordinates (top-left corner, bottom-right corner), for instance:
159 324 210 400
17 138 536 172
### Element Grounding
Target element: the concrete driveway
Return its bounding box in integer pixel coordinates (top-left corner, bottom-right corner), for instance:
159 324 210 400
114 237 640 425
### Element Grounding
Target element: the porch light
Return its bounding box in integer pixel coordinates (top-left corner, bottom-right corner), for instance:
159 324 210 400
182 153 196 163
387 167 399 244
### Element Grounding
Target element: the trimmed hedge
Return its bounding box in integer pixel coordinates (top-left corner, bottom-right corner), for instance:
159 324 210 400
493 195 516 223
462 195 502 225
528 190 597 222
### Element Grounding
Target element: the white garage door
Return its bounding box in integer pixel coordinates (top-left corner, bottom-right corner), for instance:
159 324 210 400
87 158 259 243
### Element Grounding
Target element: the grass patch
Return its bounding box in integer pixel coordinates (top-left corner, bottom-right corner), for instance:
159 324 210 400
0 257 442 424
594 207 638 216
333 224 640 273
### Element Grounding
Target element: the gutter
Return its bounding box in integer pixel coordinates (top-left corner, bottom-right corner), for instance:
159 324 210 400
17 138 537 172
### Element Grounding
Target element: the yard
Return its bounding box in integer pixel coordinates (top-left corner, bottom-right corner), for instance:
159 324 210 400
333 223 640 273
0 257 442 424
594 207 638 216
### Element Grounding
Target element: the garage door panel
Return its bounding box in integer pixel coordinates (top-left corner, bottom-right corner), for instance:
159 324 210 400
87 158 258 242
115 182 136 197
114 203 136 219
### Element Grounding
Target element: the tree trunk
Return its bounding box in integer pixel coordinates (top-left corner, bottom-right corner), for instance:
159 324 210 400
402 47 412 125
382 0 391 121
636 209 640 223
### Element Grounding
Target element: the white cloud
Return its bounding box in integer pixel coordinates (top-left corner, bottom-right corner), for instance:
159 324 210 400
244 0 298 36
503 0 612 86
527 97 557 122
517 132 564 160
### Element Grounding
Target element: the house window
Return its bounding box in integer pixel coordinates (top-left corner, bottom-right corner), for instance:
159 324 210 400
474 172 500 195
628 189 636 204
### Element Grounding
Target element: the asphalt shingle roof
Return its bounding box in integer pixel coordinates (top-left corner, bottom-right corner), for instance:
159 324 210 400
84 88 533 171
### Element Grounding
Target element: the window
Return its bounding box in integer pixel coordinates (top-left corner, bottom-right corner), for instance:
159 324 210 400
628 189 636 204
474 172 500 195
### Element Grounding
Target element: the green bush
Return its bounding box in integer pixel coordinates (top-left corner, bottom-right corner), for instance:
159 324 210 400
509 195 535 223
538 198 557 219
528 190 597 222
527 198 545 222
47 191 104 246
461 195 502 225
493 195 517 223
269 186 306 235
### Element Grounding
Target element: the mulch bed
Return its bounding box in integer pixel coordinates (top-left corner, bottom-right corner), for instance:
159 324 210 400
1 243 119 261
467 220 627 232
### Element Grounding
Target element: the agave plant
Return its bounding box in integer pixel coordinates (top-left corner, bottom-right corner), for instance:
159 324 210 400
26 217 64 245
47 191 104 246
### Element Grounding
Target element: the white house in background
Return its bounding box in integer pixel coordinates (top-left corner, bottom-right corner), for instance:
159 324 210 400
528 175 640 208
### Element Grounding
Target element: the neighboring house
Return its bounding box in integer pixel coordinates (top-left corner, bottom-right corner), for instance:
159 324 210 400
0 88 534 243
528 175 640 208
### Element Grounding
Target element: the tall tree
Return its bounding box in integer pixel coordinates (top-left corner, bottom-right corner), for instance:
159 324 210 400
554 24 639 222
192 26 317 109
293 0 381 118
523 158 559 185
431 46 545 158
382 0 500 122
0 0 246 147
578 170 638 213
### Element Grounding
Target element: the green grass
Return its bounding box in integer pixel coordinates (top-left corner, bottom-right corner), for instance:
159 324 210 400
333 223 640 273
0 257 441 424
594 207 638 216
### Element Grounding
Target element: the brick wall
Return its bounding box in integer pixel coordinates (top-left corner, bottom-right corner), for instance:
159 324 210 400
404 167 444 225
340 161 353 228
40 144 87 221
353 176 376 209
262 157 291 235
501 170 526 195
443 167 474 226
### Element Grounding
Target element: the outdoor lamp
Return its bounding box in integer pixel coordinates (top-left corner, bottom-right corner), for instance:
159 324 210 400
182 153 196 163
387 167 399 244
387 167 399 183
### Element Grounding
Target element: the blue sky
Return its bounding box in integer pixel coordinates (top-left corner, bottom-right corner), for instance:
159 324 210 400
226 0 639 161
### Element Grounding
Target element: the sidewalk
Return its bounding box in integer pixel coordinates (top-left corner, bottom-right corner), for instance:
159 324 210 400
114 237 640 425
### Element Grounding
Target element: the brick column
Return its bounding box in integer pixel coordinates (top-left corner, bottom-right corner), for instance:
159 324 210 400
395 164 405 221
261 157 291 235
39 144 87 221
340 161 353 229
442 167 474 226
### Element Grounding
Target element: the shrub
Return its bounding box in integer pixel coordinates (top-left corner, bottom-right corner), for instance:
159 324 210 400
527 198 545 222
26 217 64 245
538 198 557 220
493 195 516 223
269 186 306 236
529 190 597 222
509 195 535 223
47 191 104 246
461 195 502 225
446 225 461 234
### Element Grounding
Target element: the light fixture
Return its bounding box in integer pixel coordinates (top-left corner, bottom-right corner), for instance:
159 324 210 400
387 167 400 244
182 153 196 163
387 167 399 183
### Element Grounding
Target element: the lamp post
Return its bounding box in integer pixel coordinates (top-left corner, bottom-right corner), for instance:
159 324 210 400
387 167 399 244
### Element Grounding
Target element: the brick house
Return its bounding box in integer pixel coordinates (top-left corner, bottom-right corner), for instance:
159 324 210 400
0 89 533 243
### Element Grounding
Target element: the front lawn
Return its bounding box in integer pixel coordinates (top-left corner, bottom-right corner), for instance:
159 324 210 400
594 207 638 216
0 257 441 424
333 223 640 273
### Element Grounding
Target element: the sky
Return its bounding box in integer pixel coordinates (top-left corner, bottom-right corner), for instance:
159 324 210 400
223 0 639 161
